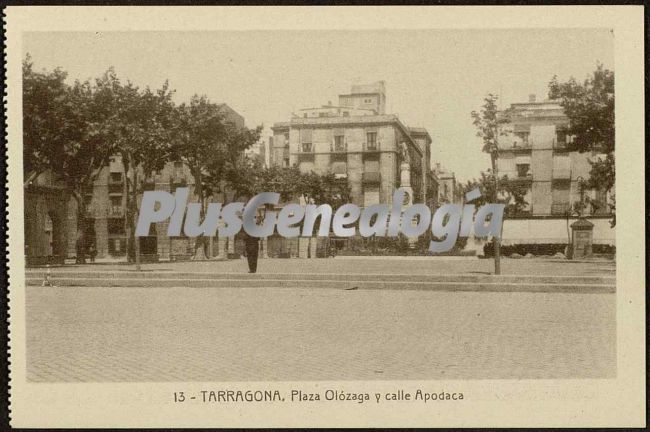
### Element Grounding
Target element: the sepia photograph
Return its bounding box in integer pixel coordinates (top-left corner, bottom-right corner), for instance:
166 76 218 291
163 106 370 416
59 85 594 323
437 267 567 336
5 5 645 429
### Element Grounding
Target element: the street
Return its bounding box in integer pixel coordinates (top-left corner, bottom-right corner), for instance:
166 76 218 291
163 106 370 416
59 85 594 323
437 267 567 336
26 281 616 382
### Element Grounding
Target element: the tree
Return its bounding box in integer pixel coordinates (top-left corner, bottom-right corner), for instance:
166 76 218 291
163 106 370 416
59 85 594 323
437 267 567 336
294 170 351 209
548 64 615 226
211 123 264 203
23 57 115 258
172 96 261 259
471 94 508 274
94 70 176 269
461 170 529 217
291 169 351 257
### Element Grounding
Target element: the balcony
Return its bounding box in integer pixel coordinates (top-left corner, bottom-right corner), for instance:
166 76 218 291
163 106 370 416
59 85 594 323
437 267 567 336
297 153 315 163
506 174 533 184
363 141 380 152
554 139 568 150
362 171 381 184
108 175 124 185
551 202 571 215
108 183 124 194
511 141 532 152
107 206 125 218
331 141 348 153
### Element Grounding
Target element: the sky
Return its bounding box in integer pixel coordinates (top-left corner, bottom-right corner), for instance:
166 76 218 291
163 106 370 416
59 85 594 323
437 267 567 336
24 29 613 182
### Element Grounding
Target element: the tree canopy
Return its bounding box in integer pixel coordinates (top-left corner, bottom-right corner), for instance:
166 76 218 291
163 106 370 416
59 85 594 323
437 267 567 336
548 64 614 154
548 64 615 225
23 57 355 262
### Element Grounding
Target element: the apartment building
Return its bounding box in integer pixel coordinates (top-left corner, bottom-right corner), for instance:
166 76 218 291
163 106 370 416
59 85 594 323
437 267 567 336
270 82 436 209
24 103 247 262
433 162 461 205
496 95 615 246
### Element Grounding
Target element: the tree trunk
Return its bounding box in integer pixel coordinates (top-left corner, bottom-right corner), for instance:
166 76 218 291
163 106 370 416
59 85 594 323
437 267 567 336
132 164 141 271
192 170 207 260
122 160 130 264
72 190 86 264
491 154 501 275
123 154 141 270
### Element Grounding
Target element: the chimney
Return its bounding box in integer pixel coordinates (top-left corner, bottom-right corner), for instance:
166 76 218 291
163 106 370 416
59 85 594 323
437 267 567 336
528 94 536 103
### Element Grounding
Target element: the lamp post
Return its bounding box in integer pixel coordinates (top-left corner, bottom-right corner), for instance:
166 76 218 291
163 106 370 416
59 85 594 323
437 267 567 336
576 176 585 217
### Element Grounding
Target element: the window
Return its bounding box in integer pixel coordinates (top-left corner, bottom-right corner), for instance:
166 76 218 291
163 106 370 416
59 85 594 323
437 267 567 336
108 219 125 235
300 129 313 152
284 133 290 147
516 163 530 178
556 129 567 147
366 132 378 150
283 158 290 168
172 161 184 179
110 172 122 183
318 112 327 117
364 98 372 104
334 135 345 152
108 238 126 256
551 183 570 215
109 196 123 217
342 111 349 117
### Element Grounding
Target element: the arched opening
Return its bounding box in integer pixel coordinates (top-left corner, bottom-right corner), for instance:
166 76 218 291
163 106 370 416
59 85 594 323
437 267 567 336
46 210 63 259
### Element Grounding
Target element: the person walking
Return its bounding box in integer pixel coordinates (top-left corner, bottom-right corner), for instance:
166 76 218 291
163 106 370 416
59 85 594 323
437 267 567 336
88 243 97 263
243 231 260 273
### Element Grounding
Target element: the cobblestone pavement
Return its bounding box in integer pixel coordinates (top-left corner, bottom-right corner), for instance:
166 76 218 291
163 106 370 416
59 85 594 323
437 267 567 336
26 285 615 382
39 256 616 277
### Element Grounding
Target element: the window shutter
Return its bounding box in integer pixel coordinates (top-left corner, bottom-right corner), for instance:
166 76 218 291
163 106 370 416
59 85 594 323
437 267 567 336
300 128 312 143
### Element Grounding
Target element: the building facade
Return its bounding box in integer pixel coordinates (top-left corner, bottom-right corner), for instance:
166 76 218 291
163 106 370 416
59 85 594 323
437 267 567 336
496 95 615 246
433 162 461 205
270 82 434 209
24 103 249 262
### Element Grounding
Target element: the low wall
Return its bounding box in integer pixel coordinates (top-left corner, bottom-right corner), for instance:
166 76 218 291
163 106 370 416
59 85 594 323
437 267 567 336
501 217 615 246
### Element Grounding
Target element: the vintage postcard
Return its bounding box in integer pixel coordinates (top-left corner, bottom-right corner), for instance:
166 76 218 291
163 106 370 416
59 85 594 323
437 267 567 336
5 5 645 428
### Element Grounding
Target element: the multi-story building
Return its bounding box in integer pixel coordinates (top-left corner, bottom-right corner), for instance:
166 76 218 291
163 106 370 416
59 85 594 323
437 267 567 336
270 81 434 208
496 94 615 246
433 162 461 205
267 82 437 257
24 103 248 263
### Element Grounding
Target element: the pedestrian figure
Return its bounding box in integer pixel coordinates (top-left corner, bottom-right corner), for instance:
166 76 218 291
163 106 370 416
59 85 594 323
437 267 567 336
88 243 97 263
243 231 260 273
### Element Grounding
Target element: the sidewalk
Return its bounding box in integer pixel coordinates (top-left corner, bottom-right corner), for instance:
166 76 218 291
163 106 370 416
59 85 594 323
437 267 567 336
38 256 615 278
